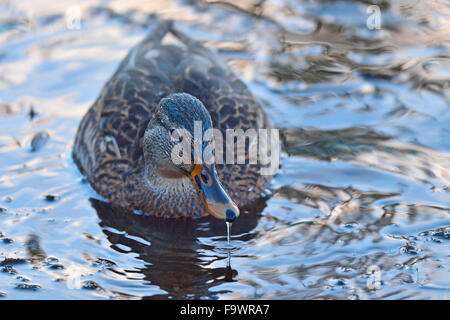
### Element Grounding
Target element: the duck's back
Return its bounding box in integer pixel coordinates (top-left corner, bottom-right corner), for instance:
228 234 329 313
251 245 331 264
73 20 273 214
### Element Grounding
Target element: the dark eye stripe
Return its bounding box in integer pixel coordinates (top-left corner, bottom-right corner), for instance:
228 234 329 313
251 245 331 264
201 172 209 184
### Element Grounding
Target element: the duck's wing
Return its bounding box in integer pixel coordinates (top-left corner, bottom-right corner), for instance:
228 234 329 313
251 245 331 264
74 20 175 172
120 20 271 136
73 20 178 205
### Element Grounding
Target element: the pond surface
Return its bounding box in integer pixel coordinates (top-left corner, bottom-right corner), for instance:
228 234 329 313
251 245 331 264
0 0 449 299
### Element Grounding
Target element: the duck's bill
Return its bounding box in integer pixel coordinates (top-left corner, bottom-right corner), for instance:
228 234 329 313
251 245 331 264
190 164 239 222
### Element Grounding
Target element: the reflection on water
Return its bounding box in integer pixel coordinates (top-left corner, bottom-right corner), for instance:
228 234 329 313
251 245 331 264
0 0 449 299
92 198 253 299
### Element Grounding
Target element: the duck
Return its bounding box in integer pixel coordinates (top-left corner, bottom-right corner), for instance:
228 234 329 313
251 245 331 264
73 19 275 221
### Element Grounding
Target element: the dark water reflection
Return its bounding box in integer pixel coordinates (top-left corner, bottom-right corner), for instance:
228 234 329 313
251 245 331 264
0 0 449 299
92 198 257 299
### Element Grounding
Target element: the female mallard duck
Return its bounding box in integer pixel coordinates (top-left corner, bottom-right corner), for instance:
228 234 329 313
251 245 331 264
73 20 275 221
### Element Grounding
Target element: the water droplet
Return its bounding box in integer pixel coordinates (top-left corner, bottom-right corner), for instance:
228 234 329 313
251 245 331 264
226 221 232 245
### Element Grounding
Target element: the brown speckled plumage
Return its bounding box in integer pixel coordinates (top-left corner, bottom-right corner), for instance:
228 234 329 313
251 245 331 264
73 20 274 218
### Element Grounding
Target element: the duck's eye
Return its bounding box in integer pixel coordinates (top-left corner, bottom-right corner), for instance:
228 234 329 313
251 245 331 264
200 172 209 184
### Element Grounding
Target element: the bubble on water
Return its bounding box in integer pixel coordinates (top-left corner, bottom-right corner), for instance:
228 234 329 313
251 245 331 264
400 242 419 255
13 282 41 291
2 196 13 203
327 277 348 287
29 131 50 152
15 275 31 282
48 263 64 270
81 280 100 290
44 194 59 202
45 257 59 264
1 265 18 275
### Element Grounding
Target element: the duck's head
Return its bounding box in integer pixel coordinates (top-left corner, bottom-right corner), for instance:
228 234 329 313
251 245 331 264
143 93 239 222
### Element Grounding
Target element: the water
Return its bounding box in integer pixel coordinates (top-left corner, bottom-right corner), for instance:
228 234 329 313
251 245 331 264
0 0 449 299
226 222 231 245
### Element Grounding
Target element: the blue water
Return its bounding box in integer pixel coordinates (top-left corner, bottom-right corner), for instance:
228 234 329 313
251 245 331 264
0 0 449 299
